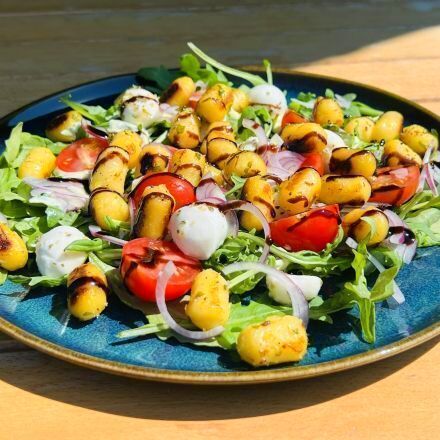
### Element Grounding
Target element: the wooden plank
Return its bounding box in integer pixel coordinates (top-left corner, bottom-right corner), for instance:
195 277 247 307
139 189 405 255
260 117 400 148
0 337 437 440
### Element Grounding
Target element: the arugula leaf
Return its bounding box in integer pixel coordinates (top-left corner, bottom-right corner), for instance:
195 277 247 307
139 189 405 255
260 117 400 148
347 101 383 117
289 92 316 119
103 216 130 237
310 240 400 342
60 96 119 125
65 239 121 266
8 274 67 287
237 231 352 276
137 66 181 92
187 42 266 87
180 54 230 87
67 238 107 252
204 233 276 294
263 59 273 85
224 174 247 199
88 253 116 274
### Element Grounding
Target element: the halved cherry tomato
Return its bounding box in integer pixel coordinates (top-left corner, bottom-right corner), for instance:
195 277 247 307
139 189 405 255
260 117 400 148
270 204 340 252
56 138 108 172
281 110 308 128
369 165 420 206
131 172 196 209
300 152 325 175
121 238 201 302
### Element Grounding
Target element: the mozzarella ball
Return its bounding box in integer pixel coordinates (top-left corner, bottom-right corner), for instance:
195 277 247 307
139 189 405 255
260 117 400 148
248 85 287 109
267 274 323 303
121 92 160 128
169 203 228 260
115 86 155 106
36 226 88 278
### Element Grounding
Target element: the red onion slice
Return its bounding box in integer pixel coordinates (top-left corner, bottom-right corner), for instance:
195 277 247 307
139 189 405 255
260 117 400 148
345 237 405 307
225 210 239 237
418 146 438 195
222 261 309 326
242 119 268 146
221 201 271 263
156 261 224 340
128 197 136 235
384 209 406 244
382 210 417 263
81 119 108 142
425 163 438 196
89 225 128 247
196 173 226 204
159 103 179 123
261 148 304 180
432 164 440 184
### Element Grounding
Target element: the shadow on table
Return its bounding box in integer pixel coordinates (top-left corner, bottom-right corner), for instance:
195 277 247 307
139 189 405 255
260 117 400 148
0 336 437 421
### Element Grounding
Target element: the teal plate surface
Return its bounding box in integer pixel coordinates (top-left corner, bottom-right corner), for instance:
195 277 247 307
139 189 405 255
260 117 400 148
0 71 438 383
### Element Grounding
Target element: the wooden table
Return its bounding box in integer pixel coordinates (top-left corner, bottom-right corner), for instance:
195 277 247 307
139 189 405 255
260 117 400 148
0 1 439 439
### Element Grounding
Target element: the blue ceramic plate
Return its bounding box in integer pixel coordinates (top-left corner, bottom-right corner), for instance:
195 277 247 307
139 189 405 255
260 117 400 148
0 71 439 384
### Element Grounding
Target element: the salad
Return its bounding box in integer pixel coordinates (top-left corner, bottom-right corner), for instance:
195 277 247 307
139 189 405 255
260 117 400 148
0 42 439 368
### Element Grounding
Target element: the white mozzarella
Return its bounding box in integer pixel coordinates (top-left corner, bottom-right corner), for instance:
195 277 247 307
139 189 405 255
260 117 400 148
116 86 155 105
36 226 88 277
168 203 229 260
267 274 323 304
248 84 287 110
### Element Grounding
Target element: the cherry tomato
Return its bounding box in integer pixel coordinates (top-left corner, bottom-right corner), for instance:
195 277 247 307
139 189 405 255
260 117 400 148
369 165 420 206
131 172 196 209
270 205 340 252
300 152 325 175
281 110 308 128
121 238 201 302
56 138 108 172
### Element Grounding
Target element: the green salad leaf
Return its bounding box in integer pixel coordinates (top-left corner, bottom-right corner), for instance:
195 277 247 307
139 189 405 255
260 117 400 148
187 42 266 87
0 168 26 202
60 96 119 125
46 207 80 228
3 123 22 165
397 191 440 246
137 65 181 93
405 208 440 246
180 53 230 87
204 233 276 294
237 231 352 276
217 296 291 349
224 174 247 199
398 190 440 219
2 123 66 169
309 239 400 342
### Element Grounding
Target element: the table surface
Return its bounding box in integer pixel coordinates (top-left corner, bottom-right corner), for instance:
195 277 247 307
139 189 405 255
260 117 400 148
0 1 439 439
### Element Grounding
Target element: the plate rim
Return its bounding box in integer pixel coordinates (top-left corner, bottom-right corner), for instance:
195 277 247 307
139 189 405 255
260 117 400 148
0 68 439 384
